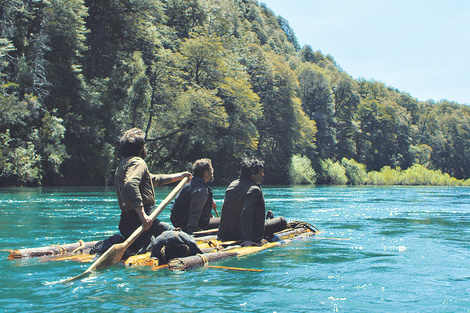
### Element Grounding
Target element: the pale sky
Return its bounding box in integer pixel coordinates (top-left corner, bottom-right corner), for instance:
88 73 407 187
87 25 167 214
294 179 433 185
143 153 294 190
261 0 470 104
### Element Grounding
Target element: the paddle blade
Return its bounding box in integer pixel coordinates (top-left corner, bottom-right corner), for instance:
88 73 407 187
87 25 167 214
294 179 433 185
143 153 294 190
62 243 126 284
62 270 90 284
89 242 126 270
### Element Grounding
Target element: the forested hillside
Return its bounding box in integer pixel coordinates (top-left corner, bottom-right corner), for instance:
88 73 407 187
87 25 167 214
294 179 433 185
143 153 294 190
1 0 469 186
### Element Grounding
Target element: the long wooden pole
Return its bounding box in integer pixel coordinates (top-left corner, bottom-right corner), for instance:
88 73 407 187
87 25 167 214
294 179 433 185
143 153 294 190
63 177 189 283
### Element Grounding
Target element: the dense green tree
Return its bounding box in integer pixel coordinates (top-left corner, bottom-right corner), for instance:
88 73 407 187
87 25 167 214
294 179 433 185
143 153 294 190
409 144 432 168
397 93 419 123
1 0 469 186
333 76 360 160
36 111 68 180
145 86 228 171
84 0 164 78
341 158 368 185
417 102 470 179
0 1 69 185
0 0 50 100
40 0 114 185
299 45 316 63
356 99 410 171
276 16 300 51
298 63 336 160
245 46 302 183
162 0 206 39
318 158 348 185
179 33 225 87
215 74 262 180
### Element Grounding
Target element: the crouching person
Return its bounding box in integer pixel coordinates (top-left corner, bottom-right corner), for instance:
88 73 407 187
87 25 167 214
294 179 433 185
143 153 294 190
150 230 203 264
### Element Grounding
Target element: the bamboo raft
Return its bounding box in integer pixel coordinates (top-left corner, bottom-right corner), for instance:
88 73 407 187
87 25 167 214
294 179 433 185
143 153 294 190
7 222 318 272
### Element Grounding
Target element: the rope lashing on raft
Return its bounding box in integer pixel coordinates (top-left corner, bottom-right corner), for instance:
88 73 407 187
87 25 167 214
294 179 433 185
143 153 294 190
197 253 210 267
207 239 219 248
52 244 67 255
52 239 87 255
71 240 86 254
287 221 320 233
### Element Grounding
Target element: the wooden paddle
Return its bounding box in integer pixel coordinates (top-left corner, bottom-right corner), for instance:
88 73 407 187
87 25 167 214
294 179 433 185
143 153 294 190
63 177 189 283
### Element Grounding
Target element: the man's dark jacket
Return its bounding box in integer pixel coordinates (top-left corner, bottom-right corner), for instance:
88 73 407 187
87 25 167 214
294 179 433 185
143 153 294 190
217 178 265 242
170 176 213 234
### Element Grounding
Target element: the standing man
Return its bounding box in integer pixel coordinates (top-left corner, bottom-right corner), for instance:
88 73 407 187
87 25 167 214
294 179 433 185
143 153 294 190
218 158 266 247
170 158 218 235
115 127 191 252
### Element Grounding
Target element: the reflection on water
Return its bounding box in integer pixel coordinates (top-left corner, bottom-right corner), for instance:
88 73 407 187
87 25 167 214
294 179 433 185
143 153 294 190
1 186 470 312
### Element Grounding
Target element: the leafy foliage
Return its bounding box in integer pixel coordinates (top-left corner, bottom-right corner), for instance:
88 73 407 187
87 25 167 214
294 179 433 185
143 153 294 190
1 0 469 186
289 154 316 185
318 159 348 185
341 158 368 185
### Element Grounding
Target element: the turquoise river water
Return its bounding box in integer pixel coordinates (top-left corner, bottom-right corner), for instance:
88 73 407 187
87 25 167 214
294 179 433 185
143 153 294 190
0 186 469 312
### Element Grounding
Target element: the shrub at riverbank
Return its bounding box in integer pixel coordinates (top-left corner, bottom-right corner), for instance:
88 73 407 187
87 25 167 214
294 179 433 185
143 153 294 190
290 155 470 186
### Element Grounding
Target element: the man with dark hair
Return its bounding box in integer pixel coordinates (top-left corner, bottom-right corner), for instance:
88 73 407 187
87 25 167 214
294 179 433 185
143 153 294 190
115 127 191 252
170 158 218 235
217 158 266 247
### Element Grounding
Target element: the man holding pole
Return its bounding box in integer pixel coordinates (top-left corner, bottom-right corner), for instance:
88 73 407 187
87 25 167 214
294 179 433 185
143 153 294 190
115 127 191 252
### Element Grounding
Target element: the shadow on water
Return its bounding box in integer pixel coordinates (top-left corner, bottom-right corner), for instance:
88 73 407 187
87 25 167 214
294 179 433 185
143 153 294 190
371 213 470 235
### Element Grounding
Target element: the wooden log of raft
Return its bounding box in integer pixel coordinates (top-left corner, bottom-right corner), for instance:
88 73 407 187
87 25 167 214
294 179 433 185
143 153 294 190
8 240 99 259
270 227 313 241
139 226 317 271
168 251 238 271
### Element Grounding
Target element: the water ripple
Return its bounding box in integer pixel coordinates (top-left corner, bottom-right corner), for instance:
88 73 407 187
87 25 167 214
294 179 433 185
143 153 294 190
1 186 470 312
